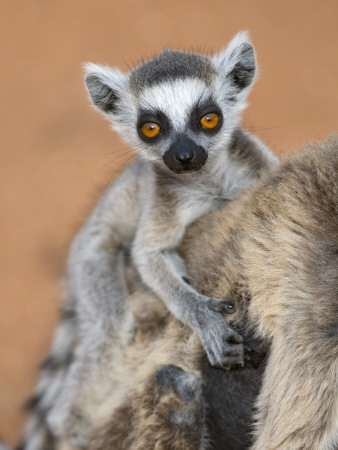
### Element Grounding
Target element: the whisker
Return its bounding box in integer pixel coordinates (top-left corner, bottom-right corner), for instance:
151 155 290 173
105 150 134 166
108 153 136 180
91 151 135 178
104 145 134 157
245 124 287 132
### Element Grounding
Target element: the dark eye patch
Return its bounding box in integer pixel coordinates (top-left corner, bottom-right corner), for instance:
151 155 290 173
137 109 171 143
189 98 223 134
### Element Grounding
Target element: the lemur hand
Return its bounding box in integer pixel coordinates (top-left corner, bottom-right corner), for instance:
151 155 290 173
194 297 244 369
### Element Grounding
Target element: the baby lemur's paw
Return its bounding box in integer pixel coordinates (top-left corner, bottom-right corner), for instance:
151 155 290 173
195 300 244 369
200 322 244 369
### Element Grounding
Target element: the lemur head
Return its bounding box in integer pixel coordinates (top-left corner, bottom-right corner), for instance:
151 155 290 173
85 31 256 174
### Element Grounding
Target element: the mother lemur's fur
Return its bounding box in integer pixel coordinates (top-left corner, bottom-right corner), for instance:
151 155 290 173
89 136 337 450
19 32 278 449
184 134 338 449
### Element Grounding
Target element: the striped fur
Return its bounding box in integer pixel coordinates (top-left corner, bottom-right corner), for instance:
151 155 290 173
19 299 77 450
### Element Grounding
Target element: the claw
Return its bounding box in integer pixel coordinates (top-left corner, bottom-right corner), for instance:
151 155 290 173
221 302 235 313
227 332 243 344
207 299 235 314
182 276 191 285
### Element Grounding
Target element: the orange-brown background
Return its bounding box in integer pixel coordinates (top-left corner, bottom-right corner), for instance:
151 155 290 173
1 0 337 445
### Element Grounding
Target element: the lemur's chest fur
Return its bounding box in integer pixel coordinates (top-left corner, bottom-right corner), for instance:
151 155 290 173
150 148 257 230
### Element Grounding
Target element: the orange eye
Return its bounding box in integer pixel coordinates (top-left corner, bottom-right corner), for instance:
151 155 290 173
200 113 219 129
141 122 160 138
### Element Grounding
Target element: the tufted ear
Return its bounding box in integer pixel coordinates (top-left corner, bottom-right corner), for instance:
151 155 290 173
84 63 128 114
213 31 256 93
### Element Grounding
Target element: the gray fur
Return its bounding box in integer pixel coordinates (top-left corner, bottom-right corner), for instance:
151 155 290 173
129 49 216 91
21 32 278 448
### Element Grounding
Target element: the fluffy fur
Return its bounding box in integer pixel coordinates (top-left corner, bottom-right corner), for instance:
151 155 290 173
18 135 337 450
18 32 279 449
29 32 277 448
87 135 337 450
184 134 338 449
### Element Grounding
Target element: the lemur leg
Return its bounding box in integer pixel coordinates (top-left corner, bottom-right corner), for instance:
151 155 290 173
133 195 243 370
48 159 147 446
89 365 207 450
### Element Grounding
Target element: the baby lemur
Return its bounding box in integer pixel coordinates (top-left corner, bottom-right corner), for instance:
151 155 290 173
31 32 278 446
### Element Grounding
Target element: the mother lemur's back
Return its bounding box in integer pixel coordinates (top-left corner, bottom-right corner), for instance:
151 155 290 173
243 135 338 450
245 134 338 339
182 135 337 449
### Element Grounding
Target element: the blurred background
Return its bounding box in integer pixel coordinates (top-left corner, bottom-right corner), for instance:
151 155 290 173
0 0 337 445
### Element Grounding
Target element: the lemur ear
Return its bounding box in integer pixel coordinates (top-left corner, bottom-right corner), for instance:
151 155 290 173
213 31 256 92
84 63 127 114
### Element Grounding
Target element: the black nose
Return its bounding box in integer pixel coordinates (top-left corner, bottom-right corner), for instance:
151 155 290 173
174 147 195 163
163 135 208 174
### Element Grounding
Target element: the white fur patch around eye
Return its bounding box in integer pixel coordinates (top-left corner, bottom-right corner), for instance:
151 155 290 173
138 79 211 131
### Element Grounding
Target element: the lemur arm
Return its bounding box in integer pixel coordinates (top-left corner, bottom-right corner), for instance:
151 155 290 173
132 194 243 368
68 159 145 333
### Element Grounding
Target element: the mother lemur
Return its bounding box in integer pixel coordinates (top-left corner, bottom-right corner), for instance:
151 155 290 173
89 134 338 450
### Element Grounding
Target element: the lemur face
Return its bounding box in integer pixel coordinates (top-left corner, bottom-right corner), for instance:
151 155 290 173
134 78 223 173
85 31 256 175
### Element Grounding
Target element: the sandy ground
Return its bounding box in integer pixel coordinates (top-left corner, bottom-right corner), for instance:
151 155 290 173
0 0 337 445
